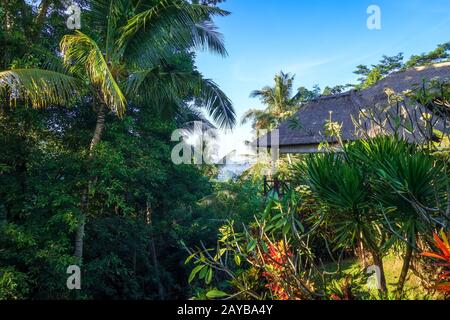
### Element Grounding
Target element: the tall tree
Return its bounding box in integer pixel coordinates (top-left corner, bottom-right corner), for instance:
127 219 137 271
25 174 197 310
241 71 301 130
353 43 450 89
0 0 235 263
404 42 450 69
353 53 404 89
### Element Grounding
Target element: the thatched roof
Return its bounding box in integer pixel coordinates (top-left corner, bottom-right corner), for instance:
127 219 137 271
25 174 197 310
258 62 450 149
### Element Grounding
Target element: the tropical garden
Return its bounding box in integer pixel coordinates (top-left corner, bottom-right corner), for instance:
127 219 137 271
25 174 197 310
0 0 449 301
186 44 450 300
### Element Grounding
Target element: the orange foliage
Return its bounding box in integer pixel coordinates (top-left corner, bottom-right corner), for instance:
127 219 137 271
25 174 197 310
261 241 293 300
422 231 450 293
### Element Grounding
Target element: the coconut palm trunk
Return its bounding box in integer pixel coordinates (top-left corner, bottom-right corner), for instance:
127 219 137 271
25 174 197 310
89 106 106 155
74 105 106 262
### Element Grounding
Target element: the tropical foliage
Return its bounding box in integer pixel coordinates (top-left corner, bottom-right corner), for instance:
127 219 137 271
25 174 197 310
187 79 450 300
241 72 304 130
353 43 450 88
0 0 236 299
422 232 450 295
1 0 449 302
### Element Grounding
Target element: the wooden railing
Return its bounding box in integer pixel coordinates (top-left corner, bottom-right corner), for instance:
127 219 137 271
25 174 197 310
263 177 291 197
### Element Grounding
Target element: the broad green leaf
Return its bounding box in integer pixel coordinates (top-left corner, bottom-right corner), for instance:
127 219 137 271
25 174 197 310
188 265 205 283
206 290 228 299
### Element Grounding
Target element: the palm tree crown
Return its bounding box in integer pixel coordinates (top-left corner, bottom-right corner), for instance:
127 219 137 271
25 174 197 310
241 71 300 130
0 0 236 129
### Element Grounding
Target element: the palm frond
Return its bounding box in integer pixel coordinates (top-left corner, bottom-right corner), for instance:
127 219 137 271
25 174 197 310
194 78 235 130
119 0 229 67
191 20 227 56
250 87 273 99
240 109 265 126
240 108 278 130
175 103 217 137
30 46 69 74
125 66 193 109
127 67 235 130
249 72 298 114
61 31 126 116
89 0 133 60
0 69 80 108
176 103 214 128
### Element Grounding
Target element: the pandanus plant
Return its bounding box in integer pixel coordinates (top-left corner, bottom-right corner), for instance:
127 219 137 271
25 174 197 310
346 136 448 297
297 152 389 292
0 0 236 263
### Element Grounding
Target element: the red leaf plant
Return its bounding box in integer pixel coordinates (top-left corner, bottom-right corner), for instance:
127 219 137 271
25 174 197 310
422 231 450 293
260 240 294 300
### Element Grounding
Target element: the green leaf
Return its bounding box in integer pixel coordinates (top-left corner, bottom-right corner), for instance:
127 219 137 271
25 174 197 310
263 199 274 219
206 290 228 299
205 267 213 284
218 248 227 257
282 222 291 235
0 69 80 108
199 265 209 280
270 213 283 222
188 265 205 283
184 253 196 265
234 254 241 266
261 241 269 254
247 240 257 252
275 219 285 229
296 220 305 233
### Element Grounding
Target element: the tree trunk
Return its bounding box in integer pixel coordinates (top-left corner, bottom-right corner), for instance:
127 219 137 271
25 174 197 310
89 106 106 156
32 0 51 41
361 232 387 293
371 251 387 293
3 0 12 31
445 165 450 228
355 234 369 269
357 240 368 268
74 214 85 262
146 202 165 299
34 0 51 28
74 106 106 262
396 243 413 299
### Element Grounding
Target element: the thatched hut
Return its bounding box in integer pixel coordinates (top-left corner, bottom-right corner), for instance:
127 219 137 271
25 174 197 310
258 62 450 153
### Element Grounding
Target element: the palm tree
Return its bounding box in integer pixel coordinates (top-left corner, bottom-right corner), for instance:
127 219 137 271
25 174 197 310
241 71 300 130
0 0 236 263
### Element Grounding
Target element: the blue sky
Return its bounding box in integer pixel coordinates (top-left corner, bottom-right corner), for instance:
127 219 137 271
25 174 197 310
195 0 450 157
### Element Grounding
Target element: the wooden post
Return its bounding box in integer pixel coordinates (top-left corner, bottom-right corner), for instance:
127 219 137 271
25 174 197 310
274 177 280 197
263 176 267 196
